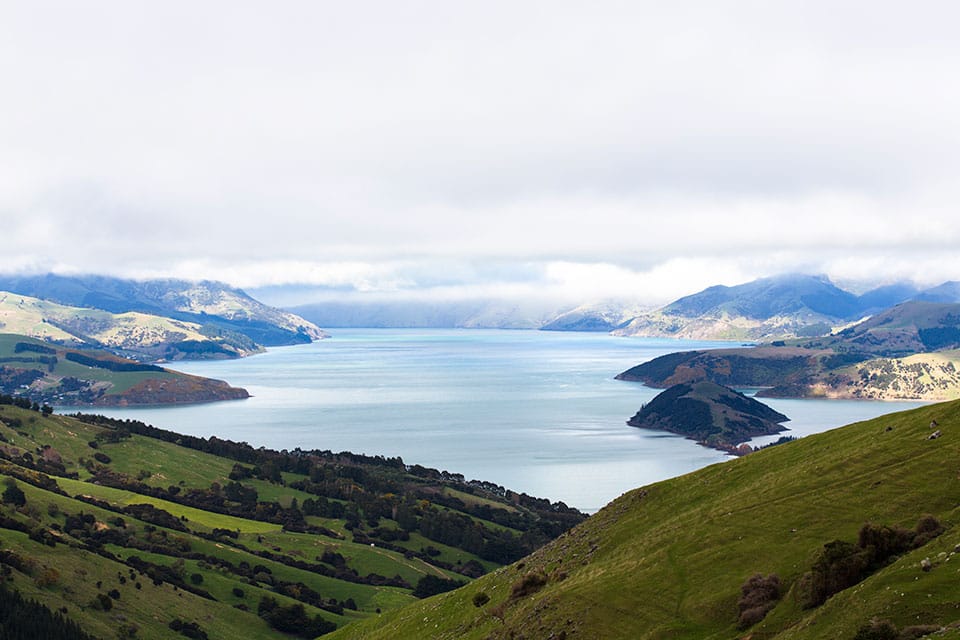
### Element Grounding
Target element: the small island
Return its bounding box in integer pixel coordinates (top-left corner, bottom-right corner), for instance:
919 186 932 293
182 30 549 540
627 380 789 454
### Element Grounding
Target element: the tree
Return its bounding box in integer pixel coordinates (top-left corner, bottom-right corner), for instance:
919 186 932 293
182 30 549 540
2 481 26 507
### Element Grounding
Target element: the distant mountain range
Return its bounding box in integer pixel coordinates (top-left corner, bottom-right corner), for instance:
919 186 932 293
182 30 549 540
290 299 564 330
611 274 940 340
0 274 325 356
286 274 960 340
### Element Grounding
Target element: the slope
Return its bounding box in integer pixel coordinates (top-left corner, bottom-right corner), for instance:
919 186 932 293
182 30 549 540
613 274 858 340
0 402 584 638
612 274 924 341
327 399 960 639
0 291 260 360
616 301 960 401
0 273 326 348
0 333 249 405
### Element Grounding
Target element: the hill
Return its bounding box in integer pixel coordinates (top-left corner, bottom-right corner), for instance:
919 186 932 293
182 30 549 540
327 399 960 640
0 401 584 638
0 333 249 405
612 274 923 341
539 301 646 332
0 274 325 350
0 291 261 361
795 301 960 358
617 302 960 401
626 381 789 454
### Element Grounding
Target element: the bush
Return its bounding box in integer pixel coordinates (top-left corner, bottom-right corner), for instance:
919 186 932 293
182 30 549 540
510 571 548 599
900 626 942 640
737 573 780 628
853 618 899 640
472 591 490 607
90 593 113 611
190 573 204 585
913 515 944 547
2 481 26 507
412 574 466 599
232 587 245 598
800 516 946 609
34 567 60 587
798 540 868 608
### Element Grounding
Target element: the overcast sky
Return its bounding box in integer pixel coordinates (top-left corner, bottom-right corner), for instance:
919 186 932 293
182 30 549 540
2 1 959 305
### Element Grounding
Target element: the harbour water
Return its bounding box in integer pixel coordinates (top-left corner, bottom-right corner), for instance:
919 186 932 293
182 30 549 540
66 329 924 512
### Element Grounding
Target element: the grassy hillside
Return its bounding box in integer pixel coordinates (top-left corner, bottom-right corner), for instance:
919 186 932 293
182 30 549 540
328 399 960 640
0 291 260 360
0 333 249 405
0 402 583 638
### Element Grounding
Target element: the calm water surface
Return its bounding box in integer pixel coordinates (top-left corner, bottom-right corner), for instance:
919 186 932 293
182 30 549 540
67 329 924 512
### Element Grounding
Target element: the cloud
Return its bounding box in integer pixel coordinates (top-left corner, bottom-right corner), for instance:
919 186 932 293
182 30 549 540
2 1 959 303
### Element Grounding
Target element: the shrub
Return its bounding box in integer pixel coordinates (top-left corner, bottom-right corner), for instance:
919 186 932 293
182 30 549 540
90 593 113 611
899 625 942 640
798 540 869 608
913 515 944 547
412 575 466 598
737 573 780 628
190 573 204 585
232 587 245 598
853 618 899 640
34 567 60 587
510 571 548 599
2 481 26 507
472 591 490 607
800 516 946 609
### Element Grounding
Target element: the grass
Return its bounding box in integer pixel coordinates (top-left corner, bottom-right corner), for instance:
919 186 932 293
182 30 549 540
0 404 583 638
55 477 282 533
0 527 282 640
328 400 960 639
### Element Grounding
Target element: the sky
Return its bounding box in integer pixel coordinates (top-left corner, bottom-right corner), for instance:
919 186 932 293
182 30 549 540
2 1 960 307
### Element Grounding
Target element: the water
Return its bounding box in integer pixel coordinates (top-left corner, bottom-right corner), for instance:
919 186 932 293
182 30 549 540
61 329 924 512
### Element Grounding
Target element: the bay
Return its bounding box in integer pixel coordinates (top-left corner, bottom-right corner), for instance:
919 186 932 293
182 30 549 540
66 329 925 512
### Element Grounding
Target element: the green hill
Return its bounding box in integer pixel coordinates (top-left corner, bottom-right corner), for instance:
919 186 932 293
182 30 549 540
327 399 960 640
0 401 583 638
0 333 249 405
